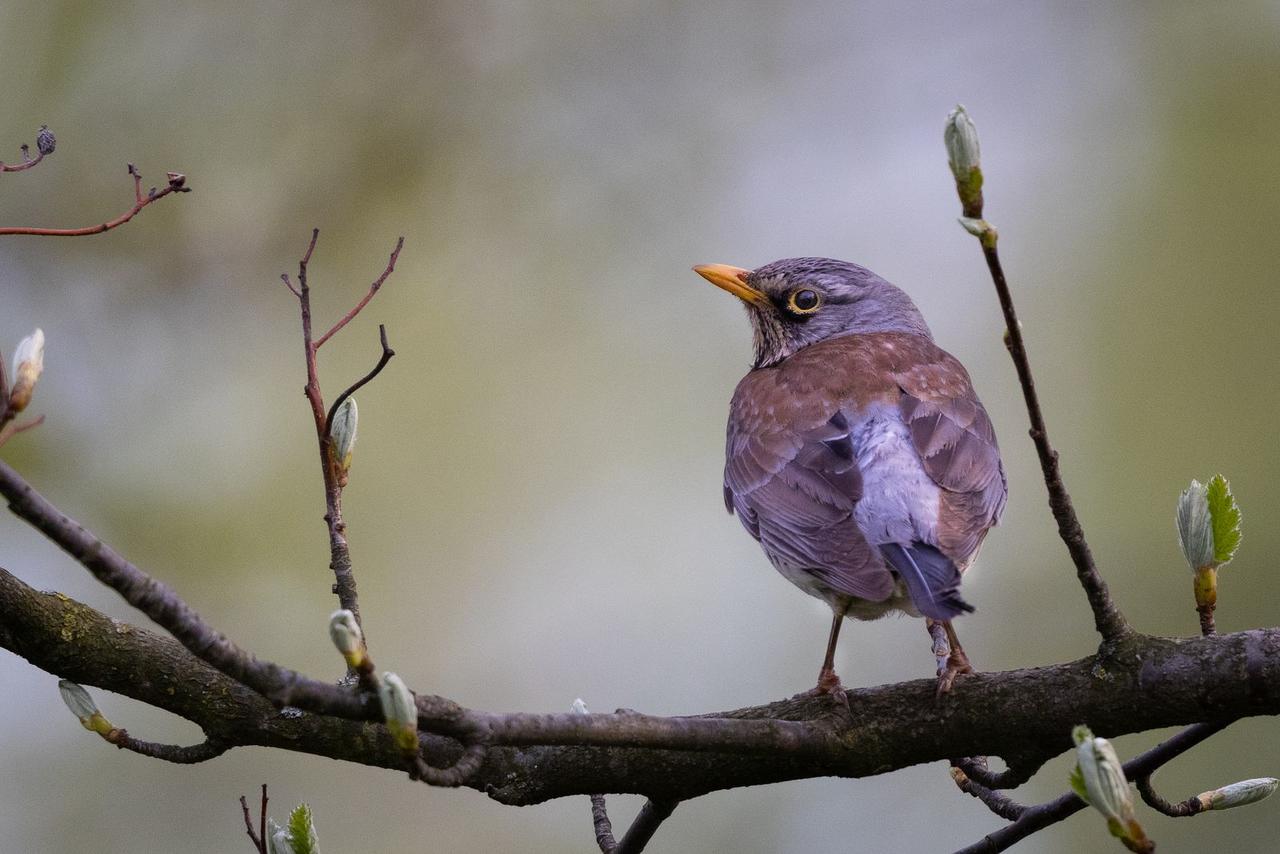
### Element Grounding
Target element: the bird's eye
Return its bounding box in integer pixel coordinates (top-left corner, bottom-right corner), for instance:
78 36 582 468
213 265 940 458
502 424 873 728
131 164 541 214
787 289 821 314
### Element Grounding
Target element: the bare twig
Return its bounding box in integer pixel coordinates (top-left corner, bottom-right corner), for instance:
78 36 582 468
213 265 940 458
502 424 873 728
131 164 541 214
324 324 395 436
613 800 679 854
952 756 1044 791
1198 603 1217 637
0 456 381 721
239 786 266 854
0 127 53 173
0 414 46 448
1135 774 1205 818
979 242 1130 643
589 798 679 854
953 722 1228 854
259 783 268 853
947 110 1129 644
103 730 229 764
951 768 1028 821
284 231 401 632
0 150 45 172
0 165 189 237
314 237 404 348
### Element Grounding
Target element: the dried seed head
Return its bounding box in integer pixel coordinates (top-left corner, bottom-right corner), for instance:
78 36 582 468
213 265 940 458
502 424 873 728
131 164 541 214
36 125 55 156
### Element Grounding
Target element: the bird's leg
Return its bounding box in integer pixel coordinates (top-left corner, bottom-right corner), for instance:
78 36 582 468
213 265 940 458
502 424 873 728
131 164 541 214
935 620 973 697
815 605 848 694
925 618 950 676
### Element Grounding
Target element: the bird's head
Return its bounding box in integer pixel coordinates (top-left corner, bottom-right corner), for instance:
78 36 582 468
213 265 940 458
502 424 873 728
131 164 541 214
694 257 932 368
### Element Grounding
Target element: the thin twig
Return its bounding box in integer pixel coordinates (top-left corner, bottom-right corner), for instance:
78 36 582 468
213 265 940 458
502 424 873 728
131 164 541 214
949 118 1129 644
314 237 404 348
1198 603 1217 638
323 324 395 435
952 756 1044 791
0 414 46 448
0 127 50 173
0 150 45 172
613 800 679 854
259 783 268 853
589 797 679 854
0 166 189 236
0 456 381 721
286 230 400 632
951 768 1028 821
952 721 1228 854
1135 774 1204 818
239 790 266 854
103 730 229 764
978 241 1129 642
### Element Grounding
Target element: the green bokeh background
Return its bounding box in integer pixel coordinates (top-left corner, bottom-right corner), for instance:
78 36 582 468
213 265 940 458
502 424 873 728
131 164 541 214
2 2 1279 852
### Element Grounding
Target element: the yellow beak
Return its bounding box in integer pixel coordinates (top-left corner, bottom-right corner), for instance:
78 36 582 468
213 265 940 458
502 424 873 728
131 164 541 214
693 264 768 307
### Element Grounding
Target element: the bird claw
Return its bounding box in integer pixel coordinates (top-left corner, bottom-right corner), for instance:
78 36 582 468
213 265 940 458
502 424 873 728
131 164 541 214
792 668 851 712
935 651 973 699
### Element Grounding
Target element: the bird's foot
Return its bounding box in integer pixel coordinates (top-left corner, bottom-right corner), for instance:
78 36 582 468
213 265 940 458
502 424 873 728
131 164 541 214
927 620 951 676
935 649 973 699
793 667 850 711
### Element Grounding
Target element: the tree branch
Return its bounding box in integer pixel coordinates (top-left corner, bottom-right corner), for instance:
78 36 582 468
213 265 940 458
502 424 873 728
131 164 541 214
2 565 1275 810
0 165 189 237
946 107 1129 644
283 231 401 633
952 722 1227 853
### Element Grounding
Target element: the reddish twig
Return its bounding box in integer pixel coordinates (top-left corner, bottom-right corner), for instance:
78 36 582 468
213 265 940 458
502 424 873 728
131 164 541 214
314 237 404 348
0 414 46 448
0 165 190 237
239 786 266 854
282 231 401 632
258 783 268 853
0 126 53 173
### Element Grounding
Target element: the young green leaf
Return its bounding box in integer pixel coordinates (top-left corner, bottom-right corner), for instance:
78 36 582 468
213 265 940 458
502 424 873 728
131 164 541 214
1206 474 1242 566
1069 763 1089 803
287 804 320 854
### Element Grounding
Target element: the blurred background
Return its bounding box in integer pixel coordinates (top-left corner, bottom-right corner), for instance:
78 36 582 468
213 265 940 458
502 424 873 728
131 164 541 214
1 2 1278 851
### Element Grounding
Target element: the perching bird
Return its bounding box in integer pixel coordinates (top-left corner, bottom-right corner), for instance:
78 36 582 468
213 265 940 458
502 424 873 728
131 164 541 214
695 258 1007 695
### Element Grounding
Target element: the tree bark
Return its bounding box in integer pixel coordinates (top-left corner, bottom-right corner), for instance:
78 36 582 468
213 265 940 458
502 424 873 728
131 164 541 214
3 565 1276 807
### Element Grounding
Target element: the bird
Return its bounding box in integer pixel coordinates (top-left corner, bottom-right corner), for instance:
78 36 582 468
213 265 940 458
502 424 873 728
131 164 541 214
694 258 1007 696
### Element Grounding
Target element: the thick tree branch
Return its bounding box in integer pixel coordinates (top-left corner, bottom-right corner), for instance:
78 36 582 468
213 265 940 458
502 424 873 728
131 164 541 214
2 565 1276 810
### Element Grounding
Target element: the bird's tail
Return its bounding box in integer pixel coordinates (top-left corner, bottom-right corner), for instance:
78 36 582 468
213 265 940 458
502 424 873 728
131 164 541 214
879 542 974 620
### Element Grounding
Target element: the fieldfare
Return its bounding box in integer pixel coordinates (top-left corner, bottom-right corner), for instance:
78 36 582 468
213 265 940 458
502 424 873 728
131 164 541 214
695 258 1007 695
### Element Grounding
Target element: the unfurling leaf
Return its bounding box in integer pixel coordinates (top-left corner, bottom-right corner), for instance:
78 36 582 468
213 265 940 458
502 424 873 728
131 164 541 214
1205 474 1242 566
1176 480 1213 572
287 803 320 854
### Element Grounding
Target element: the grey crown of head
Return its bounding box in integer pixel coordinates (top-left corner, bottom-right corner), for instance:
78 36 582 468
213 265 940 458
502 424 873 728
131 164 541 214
741 258 933 368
